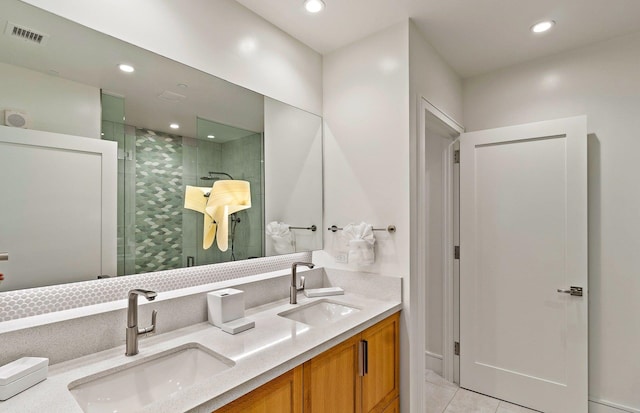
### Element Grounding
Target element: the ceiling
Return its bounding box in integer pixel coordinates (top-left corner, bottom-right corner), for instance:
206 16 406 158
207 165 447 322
1 0 264 140
234 0 640 78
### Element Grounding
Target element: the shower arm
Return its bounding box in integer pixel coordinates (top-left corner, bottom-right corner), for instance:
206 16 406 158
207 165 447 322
207 172 234 180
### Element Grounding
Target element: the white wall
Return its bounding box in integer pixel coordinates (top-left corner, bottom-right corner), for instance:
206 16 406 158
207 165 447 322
316 21 411 410
408 21 464 375
421 130 452 371
264 97 323 254
317 21 464 412
20 0 322 116
463 32 640 413
409 22 463 124
0 62 100 138
317 23 410 276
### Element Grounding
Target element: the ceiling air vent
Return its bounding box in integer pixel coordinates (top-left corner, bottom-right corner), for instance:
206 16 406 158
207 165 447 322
157 90 187 103
4 22 50 46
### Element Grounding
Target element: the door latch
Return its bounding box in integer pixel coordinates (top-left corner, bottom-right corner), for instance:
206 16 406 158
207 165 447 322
557 286 583 297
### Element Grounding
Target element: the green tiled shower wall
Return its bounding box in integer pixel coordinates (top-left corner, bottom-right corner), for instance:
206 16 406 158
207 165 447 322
183 134 264 266
220 133 263 260
102 120 264 276
134 129 184 273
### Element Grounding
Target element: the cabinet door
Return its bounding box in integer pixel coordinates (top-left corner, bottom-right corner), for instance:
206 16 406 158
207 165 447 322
361 313 400 413
214 366 302 413
381 397 399 413
303 335 362 413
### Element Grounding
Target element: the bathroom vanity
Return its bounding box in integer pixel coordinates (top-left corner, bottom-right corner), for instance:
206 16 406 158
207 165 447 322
216 313 399 413
0 267 401 413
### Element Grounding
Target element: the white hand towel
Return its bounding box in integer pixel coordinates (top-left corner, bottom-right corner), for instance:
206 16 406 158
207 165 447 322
266 221 295 254
342 222 375 265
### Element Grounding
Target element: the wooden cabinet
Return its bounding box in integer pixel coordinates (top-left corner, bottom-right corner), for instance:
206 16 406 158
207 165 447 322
381 397 399 413
214 312 400 413
214 366 302 413
304 312 400 413
303 335 362 413
361 314 400 413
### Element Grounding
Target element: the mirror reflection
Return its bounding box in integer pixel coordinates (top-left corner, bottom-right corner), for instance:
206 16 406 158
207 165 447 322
102 103 264 276
0 0 322 292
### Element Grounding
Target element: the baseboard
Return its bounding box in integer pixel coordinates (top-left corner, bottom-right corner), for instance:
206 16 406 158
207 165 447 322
425 350 443 376
589 399 640 413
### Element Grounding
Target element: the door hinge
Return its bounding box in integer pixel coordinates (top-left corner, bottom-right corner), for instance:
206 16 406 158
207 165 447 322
453 150 460 164
454 341 460 356
454 246 460 259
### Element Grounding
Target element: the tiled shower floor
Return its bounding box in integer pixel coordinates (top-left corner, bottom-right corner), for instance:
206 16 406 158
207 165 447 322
425 370 539 413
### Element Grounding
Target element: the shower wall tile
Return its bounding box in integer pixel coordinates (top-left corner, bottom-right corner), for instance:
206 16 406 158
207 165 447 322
124 127 137 275
220 133 264 261
134 130 184 273
196 140 222 183
182 210 198 267
182 138 199 268
182 138 197 182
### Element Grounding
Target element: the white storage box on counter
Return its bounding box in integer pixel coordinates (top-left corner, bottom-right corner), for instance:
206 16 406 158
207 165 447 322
207 288 245 327
0 357 49 401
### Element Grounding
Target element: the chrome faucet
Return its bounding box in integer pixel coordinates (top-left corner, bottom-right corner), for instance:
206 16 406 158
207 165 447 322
290 262 314 304
125 289 158 356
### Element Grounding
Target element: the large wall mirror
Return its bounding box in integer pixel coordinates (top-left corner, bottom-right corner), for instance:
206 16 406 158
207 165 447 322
0 0 323 294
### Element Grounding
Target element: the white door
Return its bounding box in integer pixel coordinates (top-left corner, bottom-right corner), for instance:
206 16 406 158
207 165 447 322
459 116 588 412
0 126 117 291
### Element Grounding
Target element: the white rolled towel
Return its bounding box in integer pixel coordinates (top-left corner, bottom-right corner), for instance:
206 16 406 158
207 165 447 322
266 221 295 254
343 222 375 265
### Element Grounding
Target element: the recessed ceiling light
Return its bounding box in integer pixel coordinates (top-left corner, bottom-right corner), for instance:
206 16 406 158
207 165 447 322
118 64 135 73
177 83 188 89
170 123 179 129
531 20 555 34
239 37 257 54
304 0 325 13
207 135 215 139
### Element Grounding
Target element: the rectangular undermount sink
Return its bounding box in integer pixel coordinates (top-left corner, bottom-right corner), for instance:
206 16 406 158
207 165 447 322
278 299 360 327
68 343 234 413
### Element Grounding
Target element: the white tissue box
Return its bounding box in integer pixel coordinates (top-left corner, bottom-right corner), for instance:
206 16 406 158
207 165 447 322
0 357 49 401
207 288 245 327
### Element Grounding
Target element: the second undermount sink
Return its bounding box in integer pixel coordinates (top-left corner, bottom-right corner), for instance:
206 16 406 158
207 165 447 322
68 343 234 413
278 299 360 327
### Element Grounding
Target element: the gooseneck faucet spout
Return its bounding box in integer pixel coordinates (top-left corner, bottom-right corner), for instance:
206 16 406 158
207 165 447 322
290 262 314 304
126 289 158 356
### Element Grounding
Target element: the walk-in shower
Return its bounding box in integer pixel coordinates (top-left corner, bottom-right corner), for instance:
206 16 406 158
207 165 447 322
101 93 264 275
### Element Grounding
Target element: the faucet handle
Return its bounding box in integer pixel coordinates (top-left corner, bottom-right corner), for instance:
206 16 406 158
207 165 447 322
297 275 306 291
139 309 157 336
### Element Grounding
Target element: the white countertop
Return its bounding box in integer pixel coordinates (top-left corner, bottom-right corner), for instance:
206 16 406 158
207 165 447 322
0 282 401 413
